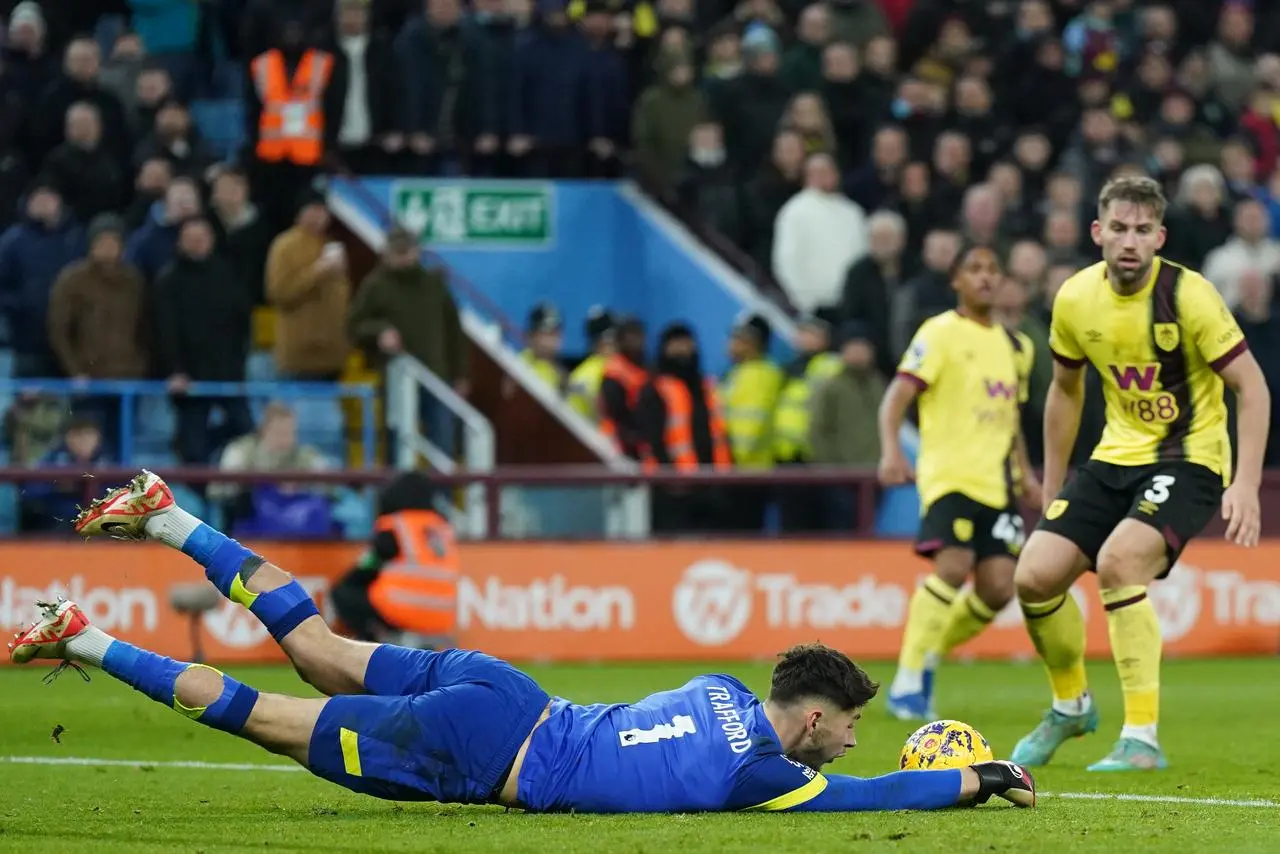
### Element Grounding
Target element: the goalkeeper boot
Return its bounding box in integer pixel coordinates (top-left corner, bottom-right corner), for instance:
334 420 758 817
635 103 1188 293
1009 705 1100 767
73 470 175 540
8 598 90 665
1087 737 1168 772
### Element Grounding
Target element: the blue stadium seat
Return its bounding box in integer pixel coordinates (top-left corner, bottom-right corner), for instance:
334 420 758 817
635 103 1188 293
134 395 176 456
292 397 346 460
191 100 246 160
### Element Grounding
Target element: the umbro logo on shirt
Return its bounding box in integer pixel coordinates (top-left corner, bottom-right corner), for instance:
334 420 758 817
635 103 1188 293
1086 330 1103 342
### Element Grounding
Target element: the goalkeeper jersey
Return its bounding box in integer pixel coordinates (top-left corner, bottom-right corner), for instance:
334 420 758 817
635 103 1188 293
516 674 828 813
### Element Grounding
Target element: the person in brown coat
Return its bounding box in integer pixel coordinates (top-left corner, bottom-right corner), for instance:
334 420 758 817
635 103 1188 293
47 213 148 456
265 190 351 380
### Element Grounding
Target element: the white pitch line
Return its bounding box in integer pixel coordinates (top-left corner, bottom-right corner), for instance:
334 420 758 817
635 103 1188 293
3 757 1276 809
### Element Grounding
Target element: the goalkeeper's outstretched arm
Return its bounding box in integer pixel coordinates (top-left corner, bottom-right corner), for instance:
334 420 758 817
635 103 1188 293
785 763 1035 812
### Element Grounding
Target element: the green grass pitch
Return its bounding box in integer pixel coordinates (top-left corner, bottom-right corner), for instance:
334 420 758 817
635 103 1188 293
1 658 1277 853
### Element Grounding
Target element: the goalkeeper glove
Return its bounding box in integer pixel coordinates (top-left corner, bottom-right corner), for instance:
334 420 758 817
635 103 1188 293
971 760 1036 807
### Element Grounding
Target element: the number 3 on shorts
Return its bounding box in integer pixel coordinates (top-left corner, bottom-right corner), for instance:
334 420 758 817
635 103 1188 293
992 513 1025 547
1144 474 1176 504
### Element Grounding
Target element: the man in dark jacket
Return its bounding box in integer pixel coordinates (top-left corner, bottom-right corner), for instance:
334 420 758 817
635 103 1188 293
132 99 212 179
41 101 126 222
209 166 272 305
126 175 202 288
330 0 406 175
154 216 255 465
32 37 131 175
840 209 910 377
508 0 587 177
714 25 790 179
0 179 85 378
579 2 627 178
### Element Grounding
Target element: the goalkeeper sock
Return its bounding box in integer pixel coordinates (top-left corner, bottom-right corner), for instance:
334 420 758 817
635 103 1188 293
1020 592 1091 715
153 515 318 643
891 575 959 695
935 590 998 656
1101 585 1161 747
99 641 258 734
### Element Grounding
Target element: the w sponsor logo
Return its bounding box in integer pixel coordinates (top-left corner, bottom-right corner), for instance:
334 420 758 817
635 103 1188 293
983 380 1019 399
1108 364 1159 392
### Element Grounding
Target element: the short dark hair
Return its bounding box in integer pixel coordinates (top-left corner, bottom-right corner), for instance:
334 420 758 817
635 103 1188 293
768 643 879 710
949 240 1002 279
1098 175 1167 221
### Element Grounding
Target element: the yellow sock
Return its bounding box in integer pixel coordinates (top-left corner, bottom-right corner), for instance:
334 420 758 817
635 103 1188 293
936 590 997 656
1020 592 1089 703
1101 586 1161 730
897 575 960 672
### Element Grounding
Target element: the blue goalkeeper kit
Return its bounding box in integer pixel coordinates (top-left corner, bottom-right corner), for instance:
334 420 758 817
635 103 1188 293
307 647 963 813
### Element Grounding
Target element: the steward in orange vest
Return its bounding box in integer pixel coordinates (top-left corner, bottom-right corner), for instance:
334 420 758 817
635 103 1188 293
636 323 731 532
598 316 650 459
330 472 458 647
250 45 335 166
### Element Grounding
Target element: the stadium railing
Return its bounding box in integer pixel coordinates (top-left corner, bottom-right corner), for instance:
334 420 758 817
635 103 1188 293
0 378 380 467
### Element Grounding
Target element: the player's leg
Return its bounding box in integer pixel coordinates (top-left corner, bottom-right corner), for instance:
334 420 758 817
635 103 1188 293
889 494 980 719
9 600 322 767
72 472 380 696
933 554 1011 658
1087 463 1220 772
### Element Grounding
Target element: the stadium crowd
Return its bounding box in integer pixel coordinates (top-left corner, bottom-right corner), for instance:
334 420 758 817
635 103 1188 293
3 0 1280 534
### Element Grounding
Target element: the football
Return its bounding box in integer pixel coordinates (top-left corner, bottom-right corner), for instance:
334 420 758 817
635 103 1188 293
899 719 995 770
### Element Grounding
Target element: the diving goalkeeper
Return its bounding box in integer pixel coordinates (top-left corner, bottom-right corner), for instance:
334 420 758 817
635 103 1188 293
9 472 1035 813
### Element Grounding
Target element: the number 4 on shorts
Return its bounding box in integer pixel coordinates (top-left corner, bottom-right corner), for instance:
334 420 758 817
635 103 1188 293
992 513 1025 546
1144 475 1176 505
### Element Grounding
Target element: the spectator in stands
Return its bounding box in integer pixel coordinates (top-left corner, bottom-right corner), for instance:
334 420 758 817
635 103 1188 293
780 4 831 93
1233 269 1280 464
42 102 127 222
988 160 1035 240
466 0 518 177
1164 163 1233 269
720 313 783 530
47 213 148 456
1 389 63 465
1151 87 1221 168
929 130 972 223
127 0 201 99
779 91 836 156
19 415 106 534
567 306 616 422
895 227 959 347
960 183 1013 260
638 321 730 533
702 21 743 86
127 62 173 138
243 0 333 60
741 128 804 270
1041 207 1087 268
1060 105 1137 204
828 0 888 46
35 37 130 175
845 123 906 212
516 301 566 393
841 209 908 378
677 121 741 244
266 191 352 381
508 0 600 178
245 13 341 234
1203 199 1280 309
208 165 272 306
820 41 872 173
395 0 476 176
773 315 840 533
1008 238 1049 298
807 321 883 527
133 99 211 178
348 225 470 451
633 46 707 192
599 316 649 458
1207 0 1255 114
209 401 332 527
891 160 942 255
952 75 1002 178
772 152 868 314
1221 136 1262 202
0 178 85 378
329 0 405 176
579 3 628 179
3 3 57 106
715 24 790 179
98 31 146 117
125 173 201 286
125 155 172 229
155 215 255 465
993 276 1050 457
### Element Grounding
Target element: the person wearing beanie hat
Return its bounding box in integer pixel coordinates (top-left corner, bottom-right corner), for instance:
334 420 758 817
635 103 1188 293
720 311 784 529
875 242 1038 724
599 315 650 458
567 306 618 421
638 321 733 531
517 301 566 392
772 314 842 532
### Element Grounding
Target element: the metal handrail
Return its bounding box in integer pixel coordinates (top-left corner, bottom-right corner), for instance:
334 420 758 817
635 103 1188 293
0 378 380 467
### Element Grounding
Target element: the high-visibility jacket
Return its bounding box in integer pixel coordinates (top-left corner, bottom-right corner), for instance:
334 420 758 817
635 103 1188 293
647 375 732 471
366 510 458 635
520 348 564 392
773 352 843 461
720 357 784 469
567 353 608 421
251 48 334 166
599 353 649 453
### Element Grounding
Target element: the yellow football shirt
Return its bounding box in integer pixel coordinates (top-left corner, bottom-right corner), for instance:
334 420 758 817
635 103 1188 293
897 310 1033 511
1048 257 1247 483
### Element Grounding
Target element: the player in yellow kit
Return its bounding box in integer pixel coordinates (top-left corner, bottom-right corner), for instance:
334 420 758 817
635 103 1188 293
878 243 1039 719
1010 176 1271 772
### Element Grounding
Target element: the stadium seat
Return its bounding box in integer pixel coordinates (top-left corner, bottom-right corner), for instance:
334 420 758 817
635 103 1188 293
190 100 246 160
134 396 177 457
292 396 347 460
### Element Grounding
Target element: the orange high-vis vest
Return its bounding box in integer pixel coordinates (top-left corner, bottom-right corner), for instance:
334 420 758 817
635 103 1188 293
599 353 649 453
366 510 458 635
251 48 334 165
647 375 732 472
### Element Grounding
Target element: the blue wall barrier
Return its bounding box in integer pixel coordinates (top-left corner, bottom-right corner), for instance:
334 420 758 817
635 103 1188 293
335 179 794 377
